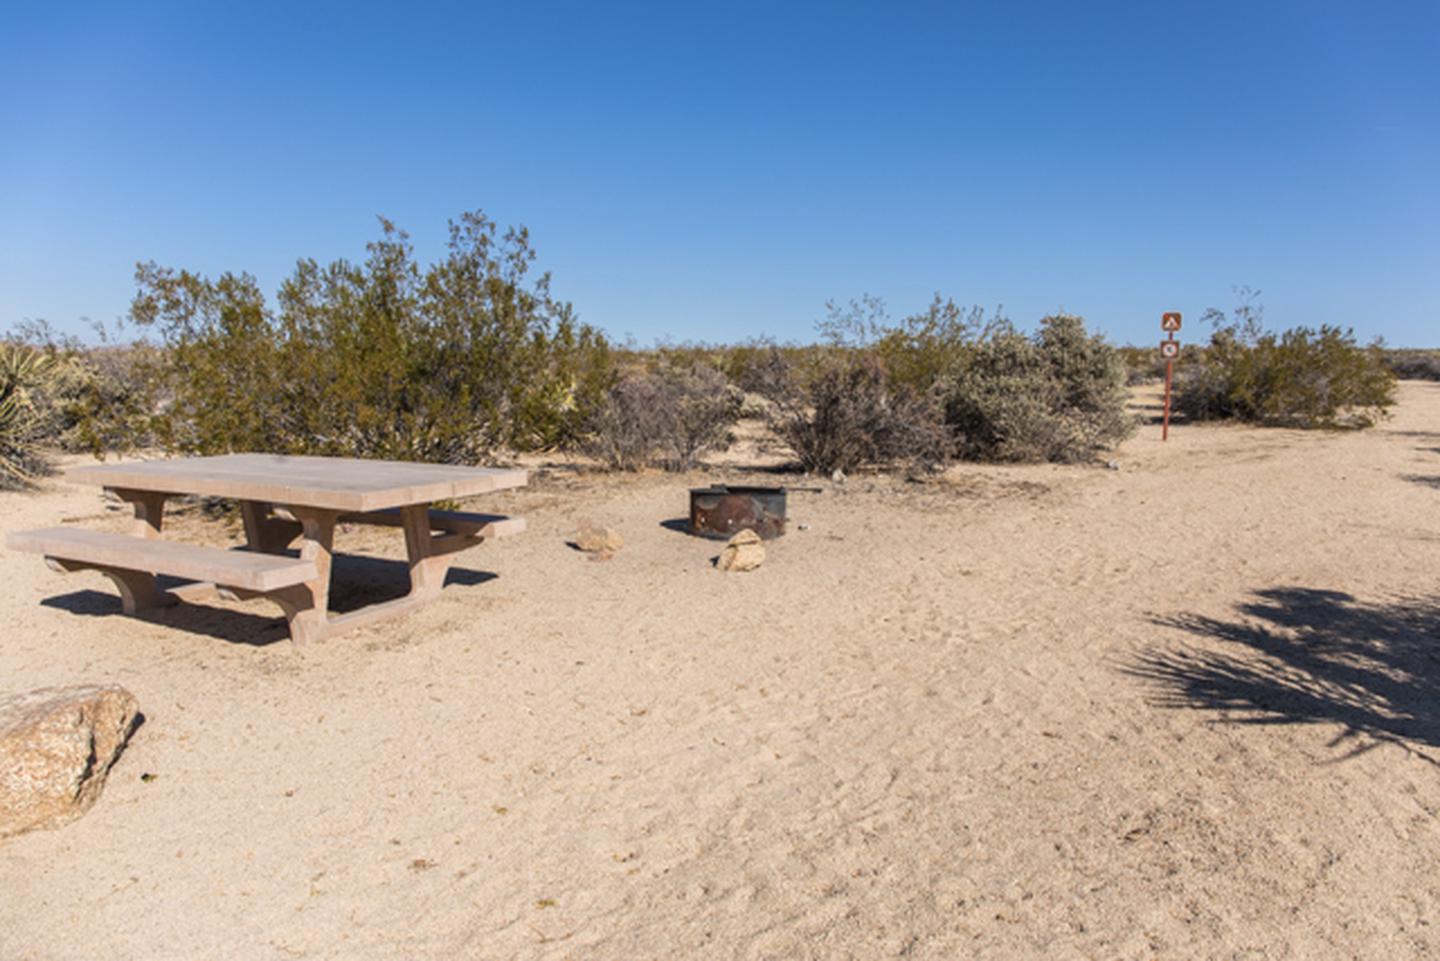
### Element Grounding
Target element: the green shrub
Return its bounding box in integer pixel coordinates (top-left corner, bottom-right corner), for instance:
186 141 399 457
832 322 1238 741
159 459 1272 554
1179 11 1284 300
758 350 949 474
585 362 742 471
130 211 614 461
1176 297 1395 428
945 314 1134 463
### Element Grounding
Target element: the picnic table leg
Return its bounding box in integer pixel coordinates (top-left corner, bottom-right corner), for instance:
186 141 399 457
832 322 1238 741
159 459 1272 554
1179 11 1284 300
111 488 167 539
240 501 303 553
282 507 339 644
401 504 449 599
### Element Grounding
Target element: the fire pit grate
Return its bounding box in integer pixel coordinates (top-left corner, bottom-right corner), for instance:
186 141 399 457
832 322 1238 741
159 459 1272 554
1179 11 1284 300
688 485 790 540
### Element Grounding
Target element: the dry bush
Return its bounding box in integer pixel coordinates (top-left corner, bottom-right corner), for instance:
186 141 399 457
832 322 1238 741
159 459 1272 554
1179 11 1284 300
1116 345 1166 385
755 350 948 474
56 343 163 455
9 321 165 458
585 362 742 470
584 375 667 471
817 293 1001 393
1382 349 1440 381
945 314 1134 463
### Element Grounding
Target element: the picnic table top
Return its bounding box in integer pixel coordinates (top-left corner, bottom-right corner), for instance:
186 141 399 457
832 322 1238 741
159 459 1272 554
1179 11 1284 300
65 453 528 513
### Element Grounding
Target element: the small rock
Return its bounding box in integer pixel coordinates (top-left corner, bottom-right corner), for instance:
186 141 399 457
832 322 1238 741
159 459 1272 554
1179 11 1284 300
717 529 765 572
1106 460 1121 471
831 469 846 484
574 525 624 554
0 684 139 839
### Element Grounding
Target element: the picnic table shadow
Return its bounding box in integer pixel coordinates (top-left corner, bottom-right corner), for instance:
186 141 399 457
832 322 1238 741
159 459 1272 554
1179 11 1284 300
41 552 496 648
1123 587 1440 763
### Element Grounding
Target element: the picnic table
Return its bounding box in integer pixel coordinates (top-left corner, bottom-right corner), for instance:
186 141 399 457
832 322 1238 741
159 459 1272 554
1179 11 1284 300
6 454 527 644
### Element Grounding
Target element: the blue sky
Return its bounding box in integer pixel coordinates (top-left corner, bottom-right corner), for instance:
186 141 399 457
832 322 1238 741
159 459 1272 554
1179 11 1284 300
2 1 1437 346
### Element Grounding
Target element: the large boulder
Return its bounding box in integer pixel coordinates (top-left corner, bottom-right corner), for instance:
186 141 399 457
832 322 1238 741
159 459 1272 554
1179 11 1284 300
717 529 765 572
0 685 139 839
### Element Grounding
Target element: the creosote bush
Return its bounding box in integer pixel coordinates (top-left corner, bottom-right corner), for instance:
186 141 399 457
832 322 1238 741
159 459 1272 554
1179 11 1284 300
1176 294 1395 428
945 314 1134 463
586 362 742 471
130 211 614 462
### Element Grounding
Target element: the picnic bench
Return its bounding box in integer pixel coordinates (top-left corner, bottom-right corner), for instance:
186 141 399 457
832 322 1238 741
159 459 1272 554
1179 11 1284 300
5 454 527 644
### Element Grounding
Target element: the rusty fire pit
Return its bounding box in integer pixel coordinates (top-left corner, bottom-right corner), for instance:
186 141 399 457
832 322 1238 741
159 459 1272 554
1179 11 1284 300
688 485 792 540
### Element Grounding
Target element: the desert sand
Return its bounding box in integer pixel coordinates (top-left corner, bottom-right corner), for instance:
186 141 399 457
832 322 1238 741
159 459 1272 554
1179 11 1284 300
2 382 1438 960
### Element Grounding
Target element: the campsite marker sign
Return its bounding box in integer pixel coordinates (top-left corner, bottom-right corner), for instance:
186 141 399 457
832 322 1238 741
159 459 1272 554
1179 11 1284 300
1160 312 1181 440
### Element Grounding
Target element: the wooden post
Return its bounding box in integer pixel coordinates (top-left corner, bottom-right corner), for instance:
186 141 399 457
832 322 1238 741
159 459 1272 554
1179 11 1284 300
1162 356 1173 441
1159 312 1182 442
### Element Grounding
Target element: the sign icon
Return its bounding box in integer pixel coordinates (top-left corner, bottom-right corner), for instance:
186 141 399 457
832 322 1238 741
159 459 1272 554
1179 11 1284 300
1161 312 1182 332
1160 340 1179 359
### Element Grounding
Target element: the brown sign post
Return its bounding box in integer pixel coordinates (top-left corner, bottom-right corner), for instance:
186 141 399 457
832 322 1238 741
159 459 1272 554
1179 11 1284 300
1160 312 1181 440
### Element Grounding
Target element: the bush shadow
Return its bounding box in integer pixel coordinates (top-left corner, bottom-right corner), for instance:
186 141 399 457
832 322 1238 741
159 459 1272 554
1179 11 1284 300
1124 587 1440 763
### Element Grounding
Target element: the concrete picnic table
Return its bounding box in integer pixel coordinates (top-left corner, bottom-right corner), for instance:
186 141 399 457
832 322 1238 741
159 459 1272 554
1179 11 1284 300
7 454 527 644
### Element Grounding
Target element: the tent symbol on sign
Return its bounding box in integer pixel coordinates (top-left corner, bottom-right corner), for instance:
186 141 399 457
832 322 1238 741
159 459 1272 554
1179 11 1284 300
1161 312 1182 332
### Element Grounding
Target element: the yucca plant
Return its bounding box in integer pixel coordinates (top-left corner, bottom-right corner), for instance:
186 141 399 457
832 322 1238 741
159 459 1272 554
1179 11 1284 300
0 343 54 488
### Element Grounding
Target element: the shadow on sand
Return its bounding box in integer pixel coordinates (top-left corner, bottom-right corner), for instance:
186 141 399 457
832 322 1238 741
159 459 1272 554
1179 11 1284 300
1125 587 1440 763
40 553 496 647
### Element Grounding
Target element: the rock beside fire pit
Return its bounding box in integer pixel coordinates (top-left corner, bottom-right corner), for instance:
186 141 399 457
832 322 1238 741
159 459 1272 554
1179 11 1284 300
574 524 624 556
1 684 140 839
718 530 765 572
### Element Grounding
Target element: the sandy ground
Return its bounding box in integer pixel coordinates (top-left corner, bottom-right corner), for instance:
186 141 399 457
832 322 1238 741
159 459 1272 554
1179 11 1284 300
2 383 1439 960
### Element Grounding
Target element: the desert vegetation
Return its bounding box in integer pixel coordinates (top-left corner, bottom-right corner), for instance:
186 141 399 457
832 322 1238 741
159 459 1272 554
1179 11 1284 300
127 212 613 462
0 343 54 488
584 361 742 471
1175 291 1396 428
945 315 1134 462
4 226 1415 483
1381 348 1440 381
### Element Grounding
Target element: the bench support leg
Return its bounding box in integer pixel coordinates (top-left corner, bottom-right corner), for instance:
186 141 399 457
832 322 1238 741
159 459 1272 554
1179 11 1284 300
45 558 175 615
